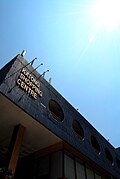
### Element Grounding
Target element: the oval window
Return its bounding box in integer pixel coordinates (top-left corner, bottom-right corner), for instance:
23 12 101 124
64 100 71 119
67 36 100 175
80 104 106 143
49 99 64 122
105 147 113 165
91 135 100 154
116 158 120 169
72 120 84 140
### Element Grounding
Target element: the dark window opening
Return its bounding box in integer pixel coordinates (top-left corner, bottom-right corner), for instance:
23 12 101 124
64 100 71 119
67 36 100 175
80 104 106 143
72 120 84 140
49 99 64 122
105 147 113 165
91 135 100 154
116 158 120 169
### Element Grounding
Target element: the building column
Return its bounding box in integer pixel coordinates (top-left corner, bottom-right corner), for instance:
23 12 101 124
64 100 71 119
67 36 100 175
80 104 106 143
5 124 25 179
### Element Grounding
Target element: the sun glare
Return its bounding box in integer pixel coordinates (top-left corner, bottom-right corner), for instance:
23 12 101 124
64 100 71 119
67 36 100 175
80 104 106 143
92 0 120 31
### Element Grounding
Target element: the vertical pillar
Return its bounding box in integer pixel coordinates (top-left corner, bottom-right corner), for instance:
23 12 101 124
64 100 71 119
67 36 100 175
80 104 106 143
5 124 25 179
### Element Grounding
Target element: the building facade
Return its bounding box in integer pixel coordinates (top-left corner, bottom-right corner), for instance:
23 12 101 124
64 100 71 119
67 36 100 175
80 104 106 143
0 54 120 179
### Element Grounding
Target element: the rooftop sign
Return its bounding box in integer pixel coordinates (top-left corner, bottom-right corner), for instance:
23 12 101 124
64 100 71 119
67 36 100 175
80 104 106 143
17 68 42 99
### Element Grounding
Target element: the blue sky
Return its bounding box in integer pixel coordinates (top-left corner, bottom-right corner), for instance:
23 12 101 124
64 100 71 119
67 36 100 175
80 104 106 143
0 0 120 147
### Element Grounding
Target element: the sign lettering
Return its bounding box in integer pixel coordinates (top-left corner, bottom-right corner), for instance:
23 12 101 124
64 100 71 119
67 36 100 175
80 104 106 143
17 68 42 99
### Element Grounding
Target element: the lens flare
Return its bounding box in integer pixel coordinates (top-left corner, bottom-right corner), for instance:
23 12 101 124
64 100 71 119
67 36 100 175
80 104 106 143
92 0 120 31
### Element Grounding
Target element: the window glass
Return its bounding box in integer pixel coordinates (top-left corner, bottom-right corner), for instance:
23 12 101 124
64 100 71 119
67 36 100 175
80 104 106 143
86 166 94 179
105 148 113 165
116 157 120 169
76 160 86 179
50 151 63 179
95 173 102 179
36 156 50 177
64 154 75 179
72 120 84 140
91 135 100 154
49 99 64 122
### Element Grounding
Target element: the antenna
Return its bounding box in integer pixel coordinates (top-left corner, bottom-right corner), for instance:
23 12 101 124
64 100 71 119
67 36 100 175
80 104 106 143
32 63 43 72
31 58 37 66
37 70 49 80
42 70 49 78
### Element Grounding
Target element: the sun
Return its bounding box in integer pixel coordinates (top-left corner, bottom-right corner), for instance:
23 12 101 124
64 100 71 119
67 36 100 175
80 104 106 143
92 0 120 31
